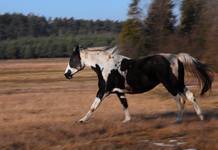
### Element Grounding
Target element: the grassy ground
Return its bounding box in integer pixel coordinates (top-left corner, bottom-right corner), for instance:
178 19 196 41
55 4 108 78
0 58 217 150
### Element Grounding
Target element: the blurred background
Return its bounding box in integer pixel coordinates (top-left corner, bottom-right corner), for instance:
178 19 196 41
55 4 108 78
0 0 217 67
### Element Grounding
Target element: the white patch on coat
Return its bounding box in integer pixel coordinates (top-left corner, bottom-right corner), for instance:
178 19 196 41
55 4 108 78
159 53 179 78
177 53 195 64
65 63 78 74
185 90 194 101
80 48 129 81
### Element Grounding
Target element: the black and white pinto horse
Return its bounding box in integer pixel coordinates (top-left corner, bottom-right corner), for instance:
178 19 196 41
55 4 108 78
64 46 213 123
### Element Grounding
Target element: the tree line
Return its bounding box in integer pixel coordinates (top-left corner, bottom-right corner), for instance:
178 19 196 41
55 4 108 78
0 13 122 58
0 13 122 40
119 0 218 69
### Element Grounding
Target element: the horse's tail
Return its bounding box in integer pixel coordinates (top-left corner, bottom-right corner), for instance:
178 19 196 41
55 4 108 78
177 53 214 95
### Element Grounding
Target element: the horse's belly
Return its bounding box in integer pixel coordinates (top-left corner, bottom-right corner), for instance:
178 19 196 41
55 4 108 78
125 76 159 94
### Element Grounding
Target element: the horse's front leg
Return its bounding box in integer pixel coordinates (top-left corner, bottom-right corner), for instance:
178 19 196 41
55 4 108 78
79 89 106 123
116 92 131 123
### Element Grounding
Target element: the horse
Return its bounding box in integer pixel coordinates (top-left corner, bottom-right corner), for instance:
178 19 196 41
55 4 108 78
64 46 213 123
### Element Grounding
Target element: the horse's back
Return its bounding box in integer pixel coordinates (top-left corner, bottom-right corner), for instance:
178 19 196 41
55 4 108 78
134 55 171 75
124 55 171 93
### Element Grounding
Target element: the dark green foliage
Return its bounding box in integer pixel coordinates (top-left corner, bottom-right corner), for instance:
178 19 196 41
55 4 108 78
0 13 121 59
119 0 146 57
119 19 145 57
143 0 175 53
180 0 205 34
0 34 116 59
0 14 49 40
178 0 207 56
0 13 122 41
146 0 175 34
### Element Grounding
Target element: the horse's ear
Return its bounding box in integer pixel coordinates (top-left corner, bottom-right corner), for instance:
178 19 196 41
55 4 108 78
121 59 130 71
74 45 80 53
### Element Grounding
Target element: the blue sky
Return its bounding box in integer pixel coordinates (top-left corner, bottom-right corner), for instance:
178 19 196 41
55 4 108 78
0 0 179 21
0 0 132 20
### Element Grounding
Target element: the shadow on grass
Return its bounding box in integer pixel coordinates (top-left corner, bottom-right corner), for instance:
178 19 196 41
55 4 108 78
133 108 218 122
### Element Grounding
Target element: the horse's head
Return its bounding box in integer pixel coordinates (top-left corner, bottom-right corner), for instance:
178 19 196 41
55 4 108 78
64 46 85 79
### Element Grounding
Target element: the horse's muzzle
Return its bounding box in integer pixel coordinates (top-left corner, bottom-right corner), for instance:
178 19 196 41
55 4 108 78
64 70 73 80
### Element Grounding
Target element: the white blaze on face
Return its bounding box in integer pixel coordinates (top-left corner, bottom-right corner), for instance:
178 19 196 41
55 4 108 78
65 63 78 75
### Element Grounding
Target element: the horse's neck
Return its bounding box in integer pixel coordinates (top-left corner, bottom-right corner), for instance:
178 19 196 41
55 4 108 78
81 50 130 69
80 51 113 68
81 50 130 80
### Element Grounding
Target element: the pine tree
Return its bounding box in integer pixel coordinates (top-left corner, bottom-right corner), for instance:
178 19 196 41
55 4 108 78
119 19 145 57
128 0 142 20
144 0 175 53
179 0 206 55
119 0 145 57
180 0 204 35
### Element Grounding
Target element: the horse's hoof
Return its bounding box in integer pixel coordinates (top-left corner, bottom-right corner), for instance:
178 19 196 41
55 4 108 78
79 118 86 123
79 120 85 123
176 118 183 124
122 119 131 123
175 119 183 124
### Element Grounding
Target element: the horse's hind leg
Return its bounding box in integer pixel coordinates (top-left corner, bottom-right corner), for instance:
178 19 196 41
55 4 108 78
174 94 185 122
161 81 185 122
183 87 204 120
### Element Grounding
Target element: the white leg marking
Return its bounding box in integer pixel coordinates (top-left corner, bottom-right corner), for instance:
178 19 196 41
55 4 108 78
79 110 92 122
91 97 101 111
112 88 124 93
79 97 101 123
123 109 131 123
185 90 204 120
120 95 126 99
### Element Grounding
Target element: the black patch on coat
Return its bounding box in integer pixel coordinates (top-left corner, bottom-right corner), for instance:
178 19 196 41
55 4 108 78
177 60 185 93
121 55 186 96
120 59 133 71
91 64 106 98
106 69 125 92
69 46 82 69
116 93 128 108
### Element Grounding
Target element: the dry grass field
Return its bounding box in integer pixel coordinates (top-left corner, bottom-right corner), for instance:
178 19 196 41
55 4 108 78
0 58 217 150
